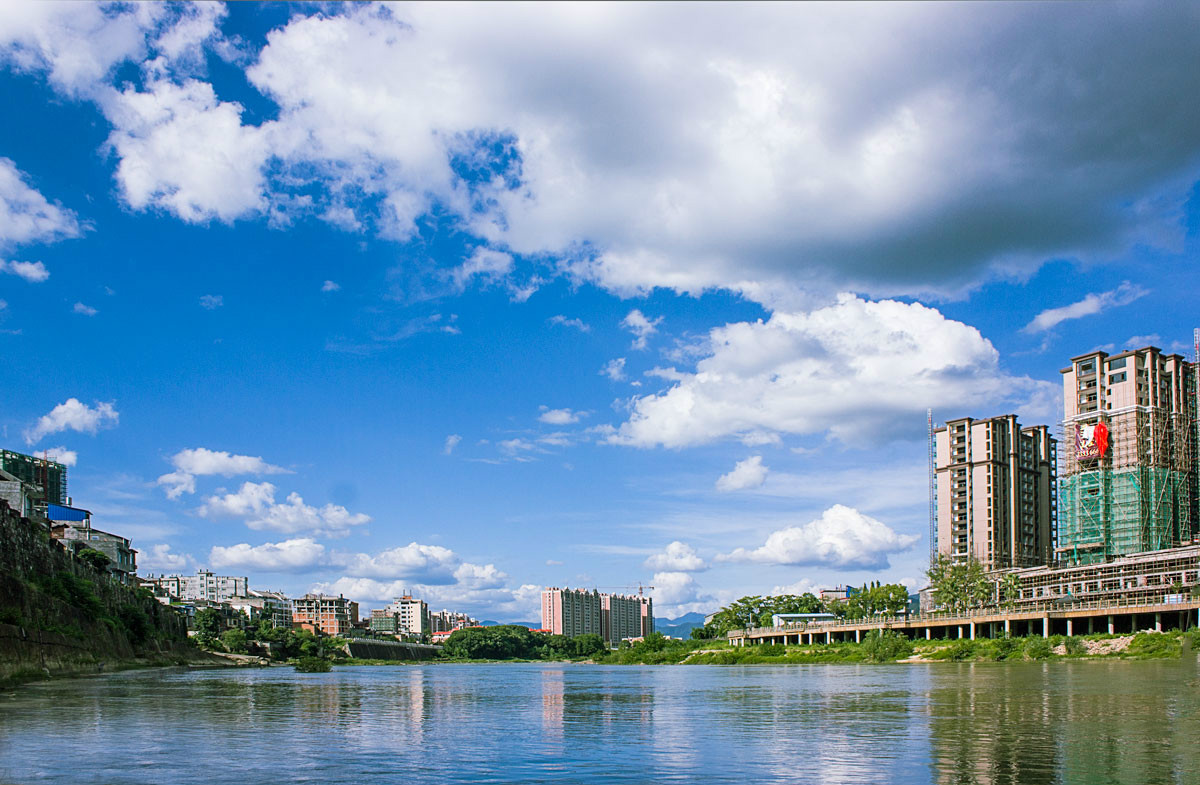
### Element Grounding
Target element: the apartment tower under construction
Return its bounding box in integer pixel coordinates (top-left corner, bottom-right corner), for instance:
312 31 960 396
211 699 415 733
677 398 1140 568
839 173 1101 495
933 414 1057 569
1058 346 1197 564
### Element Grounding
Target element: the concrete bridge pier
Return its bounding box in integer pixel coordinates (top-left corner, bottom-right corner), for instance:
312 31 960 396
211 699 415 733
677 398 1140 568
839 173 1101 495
1108 615 1115 634
855 629 861 643
969 622 975 640
1004 619 1011 637
1066 619 1073 637
1042 616 1050 638
1155 613 1162 632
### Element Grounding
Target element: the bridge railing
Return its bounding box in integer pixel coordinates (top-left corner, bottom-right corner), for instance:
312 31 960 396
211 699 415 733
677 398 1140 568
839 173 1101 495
729 592 1200 638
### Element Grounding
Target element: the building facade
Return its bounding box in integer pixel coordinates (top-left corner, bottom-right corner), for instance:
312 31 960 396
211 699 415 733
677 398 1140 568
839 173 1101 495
0 449 67 507
142 569 249 602
293 594 359 636
228 590 292 629
1058 347 1197 564
934 414 1057 569
384 596 430 636
430 610 479 633
542 587 653 645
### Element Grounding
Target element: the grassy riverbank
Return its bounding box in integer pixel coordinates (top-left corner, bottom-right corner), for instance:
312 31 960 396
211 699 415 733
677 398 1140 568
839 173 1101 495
604 628 1200 665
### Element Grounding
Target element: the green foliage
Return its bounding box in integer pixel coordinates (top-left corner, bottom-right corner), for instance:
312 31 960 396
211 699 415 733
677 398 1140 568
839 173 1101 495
295 656 332 673
757 643 787 657
992 637 1022 660
221 628 248 654
39 571 103 617
999 573 1022 608
861 629 913 662
690 625 714 641
570 633 607 658
76 548 111 573
1124 633 1180 659
840 583 911 620
1023 637 1053 660
706 593 828 636
925 555 994 612
600 632 700 664
0 606 24 626
1061 636 1086 656
115 603 151 646
442 625 543 660
193 607 222 647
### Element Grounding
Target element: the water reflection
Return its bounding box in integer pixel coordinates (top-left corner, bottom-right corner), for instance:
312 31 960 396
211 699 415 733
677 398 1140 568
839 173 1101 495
0 661 1196 784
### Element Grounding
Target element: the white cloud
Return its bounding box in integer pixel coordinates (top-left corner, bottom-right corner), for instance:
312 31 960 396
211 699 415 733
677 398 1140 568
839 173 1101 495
199 481 369 537
769 578 822 597
332 542 462 585
450 247 513 289
0 156 78 252
611 294 1054 448
548 315 590 332
649 571 725 617
1023 282 1149 333
24 398 118 445
199 294 223 309
601 357 627 381
104 78 271 223
73 302 97 316
210 537 327 572
621 309 662 350
720 504 919 571
41 446 77 467
0 259 49 282
443 434 462 455
157 447 289 498
138 543 195 572
715 455 769 492
321 280 340 292
644 541 706 572
538 407 582 425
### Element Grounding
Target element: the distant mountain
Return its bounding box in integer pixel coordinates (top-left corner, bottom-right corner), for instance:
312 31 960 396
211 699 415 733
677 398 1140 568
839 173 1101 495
656 611 709 639
481 620 541 629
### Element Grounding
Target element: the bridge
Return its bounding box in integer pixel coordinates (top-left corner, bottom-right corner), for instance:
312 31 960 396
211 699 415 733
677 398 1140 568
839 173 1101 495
728 593 1200 645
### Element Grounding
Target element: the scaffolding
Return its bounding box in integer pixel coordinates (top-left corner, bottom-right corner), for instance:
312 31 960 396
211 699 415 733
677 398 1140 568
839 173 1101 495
1059 404 1197 564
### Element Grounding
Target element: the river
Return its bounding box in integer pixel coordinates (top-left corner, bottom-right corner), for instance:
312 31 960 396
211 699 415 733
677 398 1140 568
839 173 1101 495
1 661 1197 784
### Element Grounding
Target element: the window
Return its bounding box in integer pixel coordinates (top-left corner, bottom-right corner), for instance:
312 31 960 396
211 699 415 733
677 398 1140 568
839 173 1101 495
1108 357 1126 370
1109 372 1126 383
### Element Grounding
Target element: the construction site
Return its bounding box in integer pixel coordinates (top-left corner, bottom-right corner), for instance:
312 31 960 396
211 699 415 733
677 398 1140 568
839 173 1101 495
1057 343 1198 565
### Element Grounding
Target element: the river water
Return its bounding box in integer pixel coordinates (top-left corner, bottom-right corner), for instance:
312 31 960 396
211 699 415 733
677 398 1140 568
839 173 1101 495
1 661 1197 784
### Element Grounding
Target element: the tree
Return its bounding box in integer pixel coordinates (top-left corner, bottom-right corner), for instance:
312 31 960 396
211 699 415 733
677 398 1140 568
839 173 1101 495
926 555 993 612
193 607 222 647
999 573 1022 608
571 633 606 658
221 628 248 654
77 548 111 573
842 584 910 619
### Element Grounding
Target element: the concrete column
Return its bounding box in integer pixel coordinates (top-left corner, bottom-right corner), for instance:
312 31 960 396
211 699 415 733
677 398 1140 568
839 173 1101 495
1042 616 1049 638
925 628 931 640
1004 619 1011 637
1088 617 1094 634
1155 613 1162 633
969 622 976 640
825 631 831 644
1108 615 1115 635
1066 619 1073 637
855 629 861 643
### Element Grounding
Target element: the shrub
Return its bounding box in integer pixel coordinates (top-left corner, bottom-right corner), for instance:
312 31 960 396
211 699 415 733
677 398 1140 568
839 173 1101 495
295 656 332 673
993 637 1022 660
862 629 913 663
116 603 151 646
1124 633 1179 659
1061 636 1086 656
757 643 787 657
221 629 249 654
1023 637 1053 660
946 639 976 661
77 548 111 573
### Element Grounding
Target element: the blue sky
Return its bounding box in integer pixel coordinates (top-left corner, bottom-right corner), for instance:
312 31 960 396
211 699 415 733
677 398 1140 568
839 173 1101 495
2 2 1199 620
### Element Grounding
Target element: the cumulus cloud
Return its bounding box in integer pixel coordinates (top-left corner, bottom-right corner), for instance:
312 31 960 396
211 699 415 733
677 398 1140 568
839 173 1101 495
715 456 769 492
199 294 223 309
451 247 513 289
769 579 822 597
720 504 918 571
644 541 706 572
73 302 97 316
621 309 662 350
210 538 327 572
199 481 369 537
611 294 1054 447
0 259 49 282
24 398 118 445
156 447 289 498
538 407 582 425
0 158 79 250
443 434 462 455
1022 281 1149 333
331 542 463 585
321 280 340 292
138 543 195 572
41 446 78 467
601 357 627 382
5 5 1200 303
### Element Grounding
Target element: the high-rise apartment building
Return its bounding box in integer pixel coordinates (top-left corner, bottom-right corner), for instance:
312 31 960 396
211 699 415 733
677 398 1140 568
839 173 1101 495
292 594 359 636
142 569 249 602
933 414 1057 569
385 595 430 636
0 449 67 507
1058 346 1197 564
542 588 654 646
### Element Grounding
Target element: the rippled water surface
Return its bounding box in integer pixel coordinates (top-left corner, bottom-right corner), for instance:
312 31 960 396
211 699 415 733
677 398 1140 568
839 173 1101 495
2 661 1198 784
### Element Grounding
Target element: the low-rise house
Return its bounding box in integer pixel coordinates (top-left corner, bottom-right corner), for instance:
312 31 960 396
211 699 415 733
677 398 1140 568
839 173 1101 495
293 593 359 636
228 590 292 629
48 504 137 583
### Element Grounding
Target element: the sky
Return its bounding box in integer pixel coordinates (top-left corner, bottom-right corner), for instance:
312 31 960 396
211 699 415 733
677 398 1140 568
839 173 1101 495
2 1 1200 622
